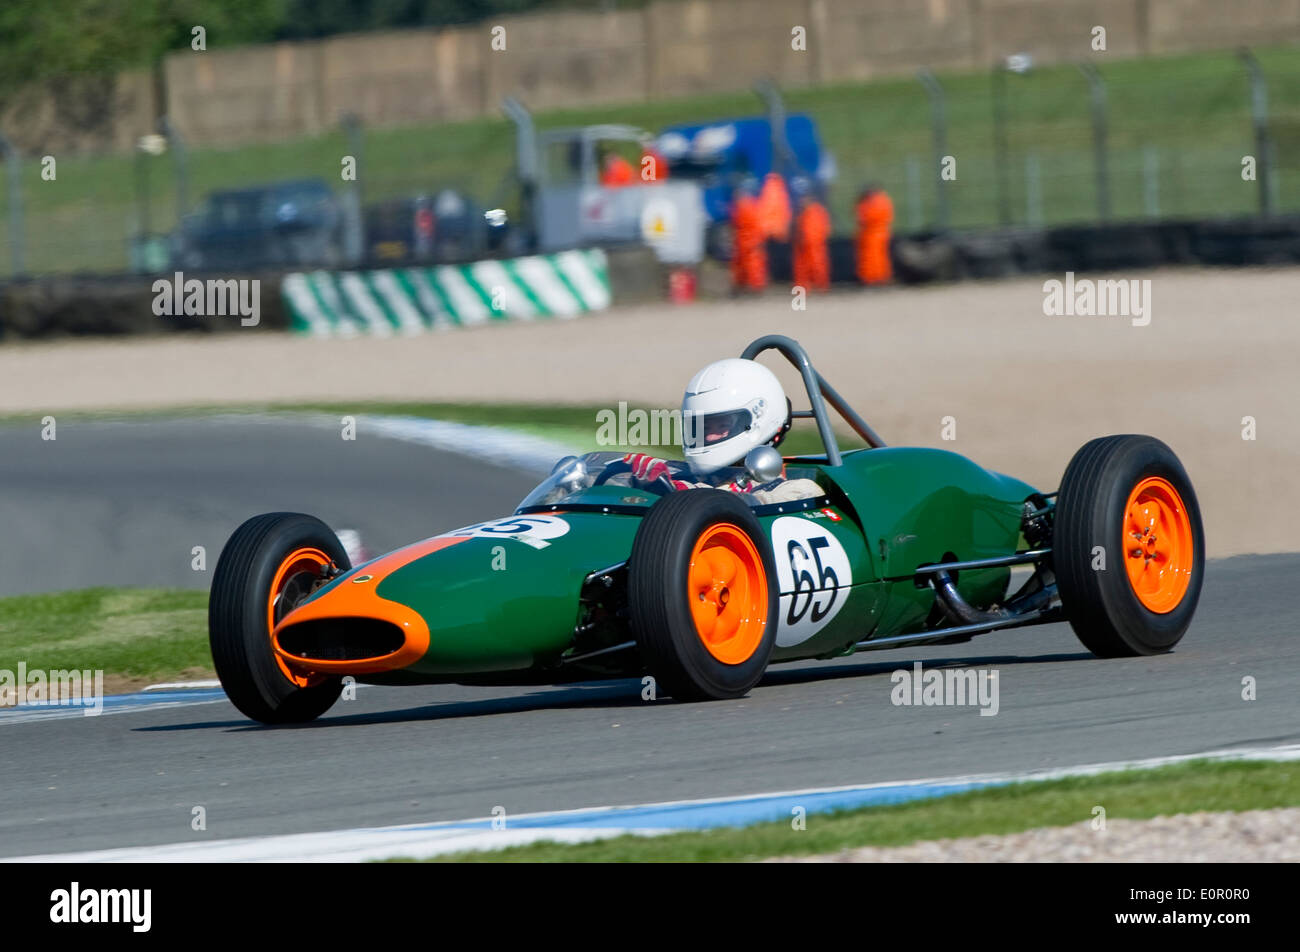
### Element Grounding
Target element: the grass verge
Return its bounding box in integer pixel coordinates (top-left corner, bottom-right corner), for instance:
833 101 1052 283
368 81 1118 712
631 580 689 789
0 587 211 692
283 400 865 458
0 401 867 458
409 759 1300 862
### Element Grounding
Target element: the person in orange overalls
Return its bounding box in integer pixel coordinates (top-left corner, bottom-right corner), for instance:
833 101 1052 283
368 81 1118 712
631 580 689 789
855 185 894 285
792 184 831 292
757 172 792 243
730 180 768 293
599 149 636 187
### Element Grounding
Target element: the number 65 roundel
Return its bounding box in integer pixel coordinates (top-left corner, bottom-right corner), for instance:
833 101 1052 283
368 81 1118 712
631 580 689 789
769 517 853 647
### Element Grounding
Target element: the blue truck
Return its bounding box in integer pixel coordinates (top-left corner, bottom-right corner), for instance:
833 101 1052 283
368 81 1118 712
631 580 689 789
654 114 834 257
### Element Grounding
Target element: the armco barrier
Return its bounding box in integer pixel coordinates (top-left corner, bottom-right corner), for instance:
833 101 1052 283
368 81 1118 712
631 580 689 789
913 215 1300 283
764 215 1300 285
0 248 659 341
0 272 292 339
281 249 611 337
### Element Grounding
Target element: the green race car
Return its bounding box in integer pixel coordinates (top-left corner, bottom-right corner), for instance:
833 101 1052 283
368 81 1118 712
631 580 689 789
209 335 1204 723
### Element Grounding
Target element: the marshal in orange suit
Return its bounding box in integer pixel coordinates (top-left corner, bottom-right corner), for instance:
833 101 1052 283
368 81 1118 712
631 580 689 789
855 186 894 285
792 188 831 292
730 182 768 292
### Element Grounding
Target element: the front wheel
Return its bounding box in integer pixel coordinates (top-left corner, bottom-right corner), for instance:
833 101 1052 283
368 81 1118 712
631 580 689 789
1053 435 1204 657
628 490 777 700
209 513 349 723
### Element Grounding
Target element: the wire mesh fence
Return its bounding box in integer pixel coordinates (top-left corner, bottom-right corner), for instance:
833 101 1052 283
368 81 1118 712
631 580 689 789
2 45 1298 278
786 46 1300 233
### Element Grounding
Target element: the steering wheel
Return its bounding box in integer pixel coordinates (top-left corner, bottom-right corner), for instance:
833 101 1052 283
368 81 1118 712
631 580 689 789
593 459 676 495
592 459 631 486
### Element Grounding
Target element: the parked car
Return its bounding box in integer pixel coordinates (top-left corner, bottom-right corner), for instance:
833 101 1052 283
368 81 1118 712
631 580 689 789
173 178 343 271
363 189 509 265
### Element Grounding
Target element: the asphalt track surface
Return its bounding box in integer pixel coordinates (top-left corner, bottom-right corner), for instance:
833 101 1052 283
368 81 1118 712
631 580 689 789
1 418 1296 858
0 417 539 597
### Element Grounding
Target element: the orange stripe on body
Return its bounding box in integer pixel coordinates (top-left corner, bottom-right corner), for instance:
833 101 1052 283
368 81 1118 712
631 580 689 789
273 535 470 675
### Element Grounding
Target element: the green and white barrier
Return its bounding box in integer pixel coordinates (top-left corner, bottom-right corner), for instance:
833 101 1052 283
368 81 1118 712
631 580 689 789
282 248 611 337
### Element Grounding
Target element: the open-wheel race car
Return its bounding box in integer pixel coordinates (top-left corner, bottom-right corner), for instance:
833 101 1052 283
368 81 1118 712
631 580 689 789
209 335 1204 723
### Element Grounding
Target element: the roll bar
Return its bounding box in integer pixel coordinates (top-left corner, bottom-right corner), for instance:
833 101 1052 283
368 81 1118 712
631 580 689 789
739 335 886 466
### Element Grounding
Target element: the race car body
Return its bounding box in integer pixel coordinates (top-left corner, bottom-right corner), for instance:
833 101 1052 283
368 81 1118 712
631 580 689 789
210 335 1203 723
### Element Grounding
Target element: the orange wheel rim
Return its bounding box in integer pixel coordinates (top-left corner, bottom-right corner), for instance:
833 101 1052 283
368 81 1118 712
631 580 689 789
1123 477 1194 614
266 547 331 686
687 523 768 664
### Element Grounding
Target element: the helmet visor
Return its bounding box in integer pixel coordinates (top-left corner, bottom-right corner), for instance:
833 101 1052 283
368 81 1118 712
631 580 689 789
684 408 753 449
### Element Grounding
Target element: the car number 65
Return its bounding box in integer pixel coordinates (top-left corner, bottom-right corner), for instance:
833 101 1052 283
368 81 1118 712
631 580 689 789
770 517 852 646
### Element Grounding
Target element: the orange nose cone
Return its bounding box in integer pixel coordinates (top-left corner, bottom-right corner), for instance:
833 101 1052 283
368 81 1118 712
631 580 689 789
271 535 469 676
272 579 431 676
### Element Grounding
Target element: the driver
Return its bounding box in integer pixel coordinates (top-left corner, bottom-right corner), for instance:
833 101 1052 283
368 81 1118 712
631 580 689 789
612 358 823 504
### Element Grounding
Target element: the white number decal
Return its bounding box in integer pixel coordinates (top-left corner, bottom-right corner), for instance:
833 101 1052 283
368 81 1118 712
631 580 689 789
444 515 570 547
770 517 852 646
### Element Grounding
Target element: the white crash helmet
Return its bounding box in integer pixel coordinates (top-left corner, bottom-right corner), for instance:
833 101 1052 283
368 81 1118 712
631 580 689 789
681 358 789 475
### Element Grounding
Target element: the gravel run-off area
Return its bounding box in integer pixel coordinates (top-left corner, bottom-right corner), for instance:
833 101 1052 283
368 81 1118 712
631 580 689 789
771 807 1300 862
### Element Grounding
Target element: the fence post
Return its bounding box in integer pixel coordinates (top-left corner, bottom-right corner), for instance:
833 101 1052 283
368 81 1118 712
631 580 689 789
1079 63 1110 222
904 155 922 230
1143 146 1160 218
1238 48 1275 217
0 134 24 277
992 65 1011 226
917 68 950 229
135 143 153 237
1025 152 1042 225
502 96 538 248
754 78 794 177
341 113 365 266
158 116 190 223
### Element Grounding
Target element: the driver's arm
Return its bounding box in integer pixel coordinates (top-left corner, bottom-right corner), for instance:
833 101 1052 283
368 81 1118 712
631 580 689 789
621 453 701 491
749 477 824 504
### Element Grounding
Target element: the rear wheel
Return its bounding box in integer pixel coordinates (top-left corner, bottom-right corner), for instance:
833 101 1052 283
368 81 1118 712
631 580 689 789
1053 435 1204 657
628 490 777 700
209 513 349 723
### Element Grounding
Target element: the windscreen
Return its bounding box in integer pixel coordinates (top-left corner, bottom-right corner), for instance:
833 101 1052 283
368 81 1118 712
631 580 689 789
516 450 822 512
516 452 624 510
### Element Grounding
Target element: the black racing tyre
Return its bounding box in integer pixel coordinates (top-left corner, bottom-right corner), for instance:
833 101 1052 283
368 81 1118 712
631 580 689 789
209 513 349 724
1053 435 1204 658
629 489 778 700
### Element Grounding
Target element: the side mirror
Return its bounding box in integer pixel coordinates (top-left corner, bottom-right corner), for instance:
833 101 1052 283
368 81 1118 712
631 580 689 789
744 446 783 483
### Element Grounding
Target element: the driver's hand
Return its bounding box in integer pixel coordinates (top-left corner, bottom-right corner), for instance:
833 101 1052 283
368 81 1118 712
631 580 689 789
623 453 670 482
622 453 691 490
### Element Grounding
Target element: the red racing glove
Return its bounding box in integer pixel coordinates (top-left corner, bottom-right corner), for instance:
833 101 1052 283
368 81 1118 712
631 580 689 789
622 453 694 490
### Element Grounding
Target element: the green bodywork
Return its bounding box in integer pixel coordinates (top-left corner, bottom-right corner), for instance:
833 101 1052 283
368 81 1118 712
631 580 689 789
299 446 1039 682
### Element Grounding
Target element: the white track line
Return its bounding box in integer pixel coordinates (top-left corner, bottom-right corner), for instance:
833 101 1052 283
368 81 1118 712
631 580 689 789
10 743 1298 863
